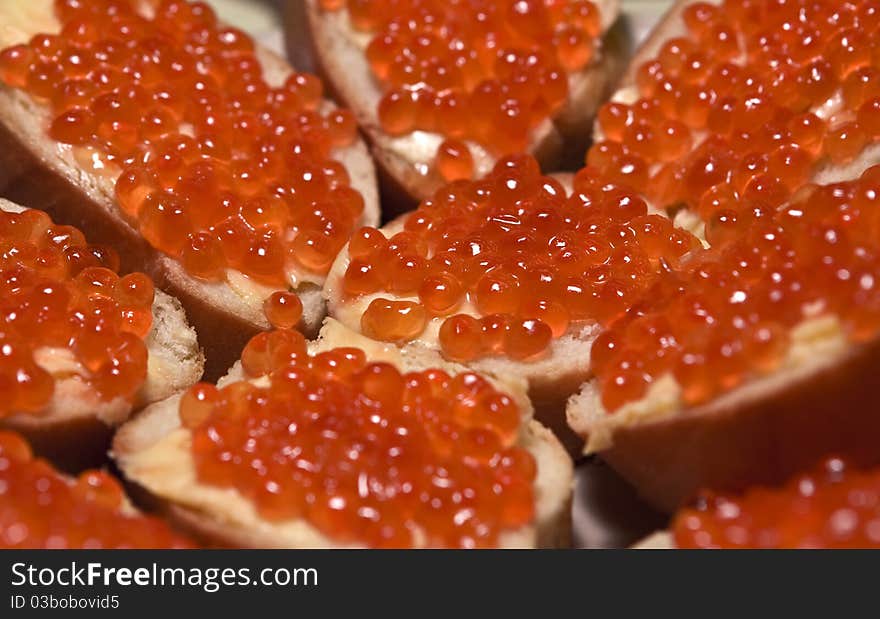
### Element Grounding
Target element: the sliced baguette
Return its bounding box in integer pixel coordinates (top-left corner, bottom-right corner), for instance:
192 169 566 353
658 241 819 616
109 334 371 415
0 199 204 472
322 172 594 453
567 314 880 512
294 0 628 212
0 429 195 548
0 0 380 380
603 0 880 232
113 319 574 549
568 0 880 512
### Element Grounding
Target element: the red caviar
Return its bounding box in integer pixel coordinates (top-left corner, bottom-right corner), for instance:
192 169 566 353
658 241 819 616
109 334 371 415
436 139 474 182
594 166 880 412
0 431 192 548
361 298 428 342
674 457 880 548
319 0 602 172
340 155 699 360
0 0 362 291
0 208 151 416
263 290 303 329
181 329 535 548
588 0 880 220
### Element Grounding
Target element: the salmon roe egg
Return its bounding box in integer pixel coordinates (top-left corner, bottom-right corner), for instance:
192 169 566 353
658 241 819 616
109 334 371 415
0 208 152 416
674 457 880 548
0 431 193 548
589 0 880 223
0 0 363 289
263 291 304 329
436 139 474 182
180 330 535 548
361 298 428 342
320 0 602 176
594 166 880 412
341 155 699 361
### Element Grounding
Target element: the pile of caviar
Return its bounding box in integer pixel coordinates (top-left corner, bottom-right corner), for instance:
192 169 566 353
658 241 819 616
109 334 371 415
319 0 602 181
674 457 880 548
0 0 362 288
593 166 880 411
342 155 698 361
180 329 536 548
0 208 152 417
0 431 192 548
589 0 880 219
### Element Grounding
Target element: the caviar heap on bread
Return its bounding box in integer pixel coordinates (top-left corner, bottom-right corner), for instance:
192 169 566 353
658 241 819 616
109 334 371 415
0 0 362 285
565 0 880 511
329 156 698 360
589 0 880 231
186 332 532 548
300 0 623 204
0 207 149 414
568 164 880 510
0 199 201 470
0 431 193 548
591 166 880 413
650 457 880 548
0 0 378 376
323 155 699 439
113 321 572 548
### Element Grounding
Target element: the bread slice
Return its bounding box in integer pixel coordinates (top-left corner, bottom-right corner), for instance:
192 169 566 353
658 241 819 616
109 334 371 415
567 310 880 512
0 199 203 472
322 172 594 452
113 319 574 548
294 0 628 211
602 0 880 228
0 429 195 548
0 0 380 380
567 0 880 512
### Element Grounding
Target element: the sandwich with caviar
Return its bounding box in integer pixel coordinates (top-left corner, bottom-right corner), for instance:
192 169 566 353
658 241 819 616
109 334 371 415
568 0 880 509
294 0 627 209
113 320 573 548
0 0 380 378
0 200 201 470
0 430 194 548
